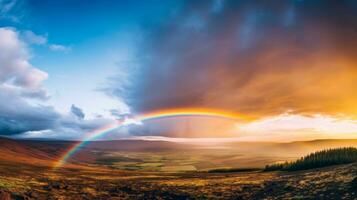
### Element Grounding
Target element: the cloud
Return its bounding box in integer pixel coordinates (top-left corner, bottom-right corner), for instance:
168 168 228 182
0 27 55 135
18 116 114 140
22 30 47 45
239 114 357 134
71 104 85 119
237 113 357 141
0 0 21 22
110 109 130 120
0 27 114 138
0 0 16 13
0 85 59 135
49 44 71 53
21 30 71 53
0 27 48 98
106 0 357 120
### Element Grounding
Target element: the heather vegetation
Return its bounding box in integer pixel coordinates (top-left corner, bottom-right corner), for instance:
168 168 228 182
1 137 357 199
207 168 260 173
265 147 357 171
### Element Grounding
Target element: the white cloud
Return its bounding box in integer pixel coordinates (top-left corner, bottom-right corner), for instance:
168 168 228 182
0 27 113 138
19 29 72 53
49 44 71 53
0 0 19 22
0 0 16 14
21 30 71 53
0 27 48 98
237 113 357 141
22 30 47 45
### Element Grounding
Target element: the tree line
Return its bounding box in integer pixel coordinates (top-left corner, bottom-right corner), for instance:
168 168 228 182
264 147 357 171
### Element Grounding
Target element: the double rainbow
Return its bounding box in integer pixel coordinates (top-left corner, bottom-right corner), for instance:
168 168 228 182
53 108 247 168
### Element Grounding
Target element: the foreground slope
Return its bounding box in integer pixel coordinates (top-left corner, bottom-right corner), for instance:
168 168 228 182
0 156 357 199
1 137 357 199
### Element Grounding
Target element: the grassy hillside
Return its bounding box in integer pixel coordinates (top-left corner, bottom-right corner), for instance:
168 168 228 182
265 147 357 171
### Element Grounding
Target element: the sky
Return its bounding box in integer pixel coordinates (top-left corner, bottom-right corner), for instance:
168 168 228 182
1 0 357 141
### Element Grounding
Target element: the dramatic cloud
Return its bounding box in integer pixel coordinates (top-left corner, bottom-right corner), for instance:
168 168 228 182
110 109 131 120
0 88 59 135
1 1 357 141
0 27 48 98
18 116 114 140
0 27 55 135
237 113 357 141
0 27 113 138
239 114 357 135
107 0 357 119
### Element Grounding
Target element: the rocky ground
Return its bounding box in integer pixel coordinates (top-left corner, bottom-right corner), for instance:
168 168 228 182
1 160 357 200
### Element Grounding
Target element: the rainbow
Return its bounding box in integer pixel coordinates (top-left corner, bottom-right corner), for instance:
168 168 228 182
53 108 248 168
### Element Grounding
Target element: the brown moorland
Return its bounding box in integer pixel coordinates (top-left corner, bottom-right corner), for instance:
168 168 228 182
1 137 357 199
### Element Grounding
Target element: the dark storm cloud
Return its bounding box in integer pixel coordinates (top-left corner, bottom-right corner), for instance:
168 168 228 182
0 84 108 136
0 87 60 135
108 0 357 118
71 104 85 119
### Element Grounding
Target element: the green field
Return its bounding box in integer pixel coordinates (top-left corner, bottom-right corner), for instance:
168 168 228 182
92 150 295 172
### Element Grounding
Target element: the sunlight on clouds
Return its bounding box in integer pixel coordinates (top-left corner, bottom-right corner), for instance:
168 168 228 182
237 113 357 141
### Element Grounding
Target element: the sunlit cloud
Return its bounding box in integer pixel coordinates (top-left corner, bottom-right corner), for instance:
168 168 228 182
2 0 357 141
237 114 357 141
106 0 357 120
